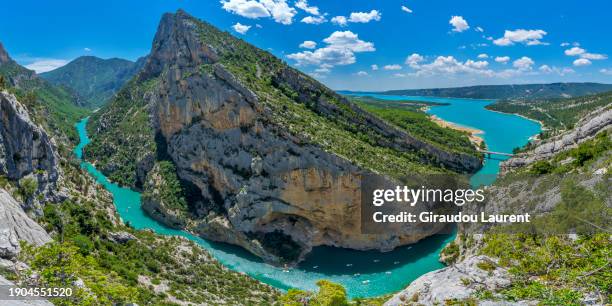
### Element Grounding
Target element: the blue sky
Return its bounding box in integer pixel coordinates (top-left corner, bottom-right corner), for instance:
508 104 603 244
1 0 611 90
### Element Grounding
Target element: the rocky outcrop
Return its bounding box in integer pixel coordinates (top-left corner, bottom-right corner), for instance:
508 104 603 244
502 107 611 173
134 11 472 264
0 189 51 259
0 91 60 210
385 255 515 305
0 275 54 306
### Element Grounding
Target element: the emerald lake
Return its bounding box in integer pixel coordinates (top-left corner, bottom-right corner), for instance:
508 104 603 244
74 95 540 298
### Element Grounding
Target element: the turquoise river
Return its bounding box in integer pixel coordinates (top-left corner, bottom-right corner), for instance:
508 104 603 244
73 95 541 298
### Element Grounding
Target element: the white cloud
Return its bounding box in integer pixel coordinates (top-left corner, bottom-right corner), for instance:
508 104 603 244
295 0 319 15
348 10 381 23
221 0 270 18
221 0 296 25
564 46 607 60
465 59 489 69
401 6 412 13
405 53 424 68
475 26 484 32
393 73 407 77
384 64 402 70
25 59 69 73
600 68 612 75
477 53 488 59
371 64 379 70
411 55 494 77
232 22 251 34
356 71 368 76
580 53 607 60
299 40 317 49
573 58 591 66
493 29 547 46
301 16 326 24
564 47 585 56
539 65 574 76
495 56 510 63
513 56 534 71
449 16 469 32
331 16 347 26
287 31 375 68
560 42 570 47
83 47 91 52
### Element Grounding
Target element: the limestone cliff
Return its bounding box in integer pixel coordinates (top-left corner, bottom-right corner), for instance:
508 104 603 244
0 189 51 259
501 107 611 173
0 91 61 211
89 10 481 264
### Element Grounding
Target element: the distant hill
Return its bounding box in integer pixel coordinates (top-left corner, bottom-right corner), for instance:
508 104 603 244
377 83 612 101
487 90 612 131
0 42 87 142
40 55 145 108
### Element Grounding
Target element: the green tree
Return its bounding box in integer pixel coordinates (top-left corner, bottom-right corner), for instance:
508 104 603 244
280 280 349 306
19 176 38 199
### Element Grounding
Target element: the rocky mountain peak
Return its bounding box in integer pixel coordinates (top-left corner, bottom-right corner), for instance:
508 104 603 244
0 42 12 64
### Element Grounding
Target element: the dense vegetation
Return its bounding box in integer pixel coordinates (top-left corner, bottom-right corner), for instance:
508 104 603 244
380 82 612 100
2 158 279 305
487 90 612 131
85 78 158 186
349 96 478 156
41 56 145 108
0 55 88 142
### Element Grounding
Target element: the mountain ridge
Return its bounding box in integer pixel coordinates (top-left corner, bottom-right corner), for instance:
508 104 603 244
40 55 146 108
353 82 612 101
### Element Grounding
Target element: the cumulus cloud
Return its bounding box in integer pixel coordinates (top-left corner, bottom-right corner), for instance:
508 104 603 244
493 29 547 46
573 58 591 66
401 6 412 13
477 53 488 59
371 64 379 70
475 26 484 32
539 65 574 76
449 16 469 32
331 16 347 26
513 56 534 71
405 53 424 68
349 10 381 23
25 59 69 73
409 55 494 77
384 64 402 70
301 16 326 24
221 0 296 24
600 68 612 75
564 46 607 61
295 0 319 15
564 47 585 56
84 47 91 52
232 22 251 34
495 56 510 63
299 40 317 49
287 31 375 69
560 42 570 47
356 71 368 76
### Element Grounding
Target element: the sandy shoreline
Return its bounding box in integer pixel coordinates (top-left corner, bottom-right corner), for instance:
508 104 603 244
429 115 484 146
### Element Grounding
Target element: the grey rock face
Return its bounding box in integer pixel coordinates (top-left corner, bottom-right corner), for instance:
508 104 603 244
0 189 51 259
108 231 136 244
0 91 60 209
502 108 612 172
385 255 514 306
135 11 479 263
